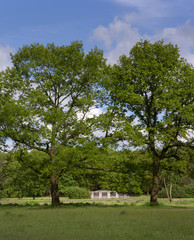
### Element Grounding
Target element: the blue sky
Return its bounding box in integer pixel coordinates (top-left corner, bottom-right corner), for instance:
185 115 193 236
1 0 194 68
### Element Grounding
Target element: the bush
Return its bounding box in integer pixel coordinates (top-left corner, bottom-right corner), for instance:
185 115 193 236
158 188 167 198
183 185 194 198
158 184 194 198
0 190 8 199
61 186 91 199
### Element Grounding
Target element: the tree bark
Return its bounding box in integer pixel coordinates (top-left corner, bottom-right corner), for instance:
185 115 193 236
169 180 173 202
50 174 60 206
50 140 60 206
163 177 170 201
150 161 160 203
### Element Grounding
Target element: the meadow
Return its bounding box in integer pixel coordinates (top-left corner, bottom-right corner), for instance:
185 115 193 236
1 195 194 207
1 197 194 240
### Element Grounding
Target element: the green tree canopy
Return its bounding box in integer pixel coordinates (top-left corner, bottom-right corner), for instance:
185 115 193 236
105 40 194 203
0 41 106 205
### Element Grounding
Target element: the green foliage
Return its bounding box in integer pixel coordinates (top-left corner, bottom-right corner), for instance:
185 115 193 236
0 41 106 205
0 152 7 191
61 186 91 199
104 40 194 202
182 185 194 198
58 173 79 194
0 190 7 199
0 40 193 205
108 40 193 150
59 173 79 188
158 184 194 198
158 185 184 198
2 150 49 199
159 147 194 200
62 148 149 195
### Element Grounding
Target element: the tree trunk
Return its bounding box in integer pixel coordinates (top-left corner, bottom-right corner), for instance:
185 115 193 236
169 180 173 202
50 174 60 206
50 141 60 206
163 177 170 201
150 161 160 203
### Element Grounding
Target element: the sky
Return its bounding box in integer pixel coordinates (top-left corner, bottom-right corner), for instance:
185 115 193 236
1 0 194 68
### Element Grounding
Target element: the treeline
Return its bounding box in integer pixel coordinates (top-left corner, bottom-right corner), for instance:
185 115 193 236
0 40 193 205
0 146 193 200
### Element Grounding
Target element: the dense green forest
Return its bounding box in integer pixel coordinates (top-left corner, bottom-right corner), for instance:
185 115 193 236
0 40 193 205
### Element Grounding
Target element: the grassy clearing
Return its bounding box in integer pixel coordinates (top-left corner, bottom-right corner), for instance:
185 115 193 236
0 204 194 240
1 195 194 207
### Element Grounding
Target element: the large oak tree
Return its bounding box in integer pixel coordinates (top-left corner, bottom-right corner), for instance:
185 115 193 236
0 41 106 205
106 40 194 203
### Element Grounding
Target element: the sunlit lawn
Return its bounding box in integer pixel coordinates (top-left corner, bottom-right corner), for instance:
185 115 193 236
1 195 194 207
0 199 194 240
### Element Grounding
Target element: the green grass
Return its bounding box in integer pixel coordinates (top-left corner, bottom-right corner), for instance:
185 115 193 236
0 204 194 240
1 195 194 207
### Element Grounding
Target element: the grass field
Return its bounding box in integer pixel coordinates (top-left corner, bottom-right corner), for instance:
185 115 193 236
0 198 194 240
1 195 194 207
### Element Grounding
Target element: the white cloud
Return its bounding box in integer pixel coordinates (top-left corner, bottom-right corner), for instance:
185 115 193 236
92 15 194 65
0 45 13 70
91 25 113 50
91 15 141 64
77 107 103 120
150 21 194 66
84 107 103 119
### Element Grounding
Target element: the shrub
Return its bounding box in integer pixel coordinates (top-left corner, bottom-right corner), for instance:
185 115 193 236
183 185 194 198
171 185 185 198
61 186 91 199
0 190 8 199
158 184 194 198
158 188 167 198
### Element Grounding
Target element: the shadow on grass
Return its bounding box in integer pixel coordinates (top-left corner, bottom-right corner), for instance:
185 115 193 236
0 201 191 209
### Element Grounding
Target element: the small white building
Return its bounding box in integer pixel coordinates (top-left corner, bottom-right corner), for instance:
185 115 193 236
91 190 129 199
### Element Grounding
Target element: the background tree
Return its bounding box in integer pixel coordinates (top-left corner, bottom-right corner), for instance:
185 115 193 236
2 150 49 199
0 41 106 205
106 40 194 203
65 148 151 195
0 152 7 198
159 146 194 200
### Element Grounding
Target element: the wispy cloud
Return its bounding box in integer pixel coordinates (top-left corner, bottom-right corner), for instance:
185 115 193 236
111 0 194 18
112 0 161 7
111 0 168 17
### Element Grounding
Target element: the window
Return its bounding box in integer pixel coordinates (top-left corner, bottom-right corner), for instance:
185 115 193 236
102 192 108 197
93 192 99 197
110 192 116 197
